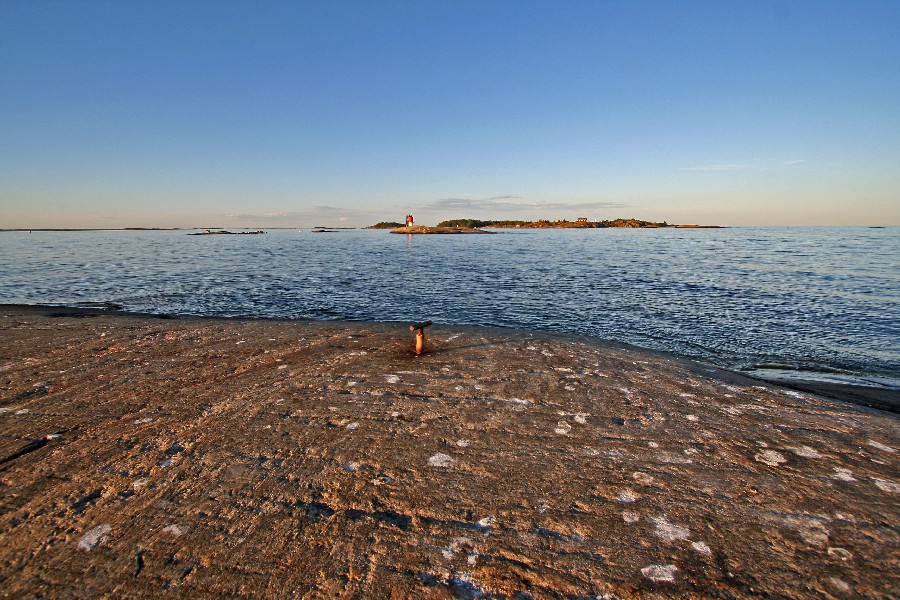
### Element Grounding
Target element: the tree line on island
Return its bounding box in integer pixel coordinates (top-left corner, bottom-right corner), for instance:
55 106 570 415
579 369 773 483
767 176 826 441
436 218 675 228
368 218 719 229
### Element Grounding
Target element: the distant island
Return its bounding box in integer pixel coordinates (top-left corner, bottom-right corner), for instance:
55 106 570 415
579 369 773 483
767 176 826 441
390 225 493 235
375 218 722 233
367 222 405 229
435 218 721 229
188 229 267 236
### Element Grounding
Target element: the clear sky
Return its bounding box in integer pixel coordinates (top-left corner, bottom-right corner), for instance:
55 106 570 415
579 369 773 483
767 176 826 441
1 1 898 228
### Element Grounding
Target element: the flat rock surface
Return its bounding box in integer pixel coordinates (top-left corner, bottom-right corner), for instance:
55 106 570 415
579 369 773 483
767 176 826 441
0 307 897 598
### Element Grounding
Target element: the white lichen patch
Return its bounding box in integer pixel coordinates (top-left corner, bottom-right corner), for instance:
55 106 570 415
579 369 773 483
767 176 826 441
444 537 472 558
685 414 699 422
456 440 472 447
605 448 628 461
427 453 455 468
789 446 823 459
867 440 895 453
754 450 786 466
501 397 532 405
872 478 900 493
384 374 401 384
832 468 856 482
691 541 712 555
14 409 29 415
650 517 690 542
133 417 154 424
616 489 638 503
554 421 572 435
647 441 659 448
622 511 640 523
132 478 149 491
657 452 693 464
162 524 184 537
641 564 677 583
574 413 589 424
827 577 852 593
78 524 111 551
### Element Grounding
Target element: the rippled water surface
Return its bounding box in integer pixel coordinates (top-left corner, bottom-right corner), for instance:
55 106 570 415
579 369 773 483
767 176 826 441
1 227 897 386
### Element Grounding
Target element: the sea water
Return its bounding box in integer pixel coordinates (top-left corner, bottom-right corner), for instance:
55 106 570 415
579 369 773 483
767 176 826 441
1 227 897 388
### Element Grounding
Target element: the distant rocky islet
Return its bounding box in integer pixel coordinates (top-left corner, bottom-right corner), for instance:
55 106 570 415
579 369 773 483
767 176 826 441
369 218 721 233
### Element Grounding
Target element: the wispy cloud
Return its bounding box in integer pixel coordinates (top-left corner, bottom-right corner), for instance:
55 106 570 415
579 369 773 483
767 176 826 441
223 206 350 222
679 163 759 172
225 212 304 221
423 197 626 212
681 159 806 171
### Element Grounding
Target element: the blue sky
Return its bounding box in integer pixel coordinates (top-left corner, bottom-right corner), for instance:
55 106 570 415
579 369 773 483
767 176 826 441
1 1 898 228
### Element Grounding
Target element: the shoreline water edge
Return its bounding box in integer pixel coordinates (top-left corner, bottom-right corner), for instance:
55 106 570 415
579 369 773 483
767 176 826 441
1 227 896 395
1 304 897 597
4 304 898 413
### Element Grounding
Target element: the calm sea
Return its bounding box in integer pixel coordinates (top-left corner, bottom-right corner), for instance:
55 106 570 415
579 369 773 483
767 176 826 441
1 227 897 389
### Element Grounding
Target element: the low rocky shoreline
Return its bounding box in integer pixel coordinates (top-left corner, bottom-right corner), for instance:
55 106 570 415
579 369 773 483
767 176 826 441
0 306 897 598
390 225 494 234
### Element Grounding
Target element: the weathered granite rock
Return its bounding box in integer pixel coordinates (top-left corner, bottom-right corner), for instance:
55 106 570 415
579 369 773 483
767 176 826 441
0 307 897 598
